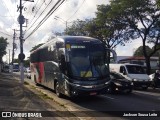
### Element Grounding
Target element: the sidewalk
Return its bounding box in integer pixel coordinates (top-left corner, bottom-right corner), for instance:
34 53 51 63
0 73 79 120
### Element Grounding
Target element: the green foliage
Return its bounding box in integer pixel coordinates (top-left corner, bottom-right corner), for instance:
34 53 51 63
0 37 8 63
133 46 152 56
65 0 160 74
109 0 160 74
133 45 160 62
94 4 132 48
67 4 131 49
66 19 90 36
109 0 160 53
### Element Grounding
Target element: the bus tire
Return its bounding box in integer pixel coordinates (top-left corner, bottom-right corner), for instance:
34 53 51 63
55 82 62 98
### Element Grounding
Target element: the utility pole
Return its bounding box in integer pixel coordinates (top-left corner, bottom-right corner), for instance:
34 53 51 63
18 0 25 84
65 21 68 34
12 29 16 64
9 49 10 64
18 0 34 84
54 16 71 35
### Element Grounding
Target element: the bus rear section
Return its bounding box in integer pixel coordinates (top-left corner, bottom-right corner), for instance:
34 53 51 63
30 36 116 97
13 63 19 72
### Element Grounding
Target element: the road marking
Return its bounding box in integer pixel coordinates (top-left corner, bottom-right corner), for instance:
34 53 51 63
134 90 160 97
101 95 115 100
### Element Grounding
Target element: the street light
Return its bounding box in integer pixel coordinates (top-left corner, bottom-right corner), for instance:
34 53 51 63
54 16 69 34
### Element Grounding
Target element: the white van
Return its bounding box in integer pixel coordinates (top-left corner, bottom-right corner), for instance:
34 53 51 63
109 63 150 90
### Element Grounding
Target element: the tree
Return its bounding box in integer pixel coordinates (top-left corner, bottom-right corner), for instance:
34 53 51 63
109 0 160 74
66 5 132 49
134 45 160 57
66 19 89 36
87 4 132 48
30 43 44 52
133 46 152 56
0 37 8 63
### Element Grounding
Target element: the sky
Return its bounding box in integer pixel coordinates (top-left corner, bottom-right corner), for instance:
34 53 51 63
0 0 143 63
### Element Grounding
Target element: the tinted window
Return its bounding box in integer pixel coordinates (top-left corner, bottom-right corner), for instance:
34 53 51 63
126 65 145 74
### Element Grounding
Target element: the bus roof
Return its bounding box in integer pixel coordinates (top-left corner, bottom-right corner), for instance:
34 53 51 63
31 36 102 53
60 36 100 42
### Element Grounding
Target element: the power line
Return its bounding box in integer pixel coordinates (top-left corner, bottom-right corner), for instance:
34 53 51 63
25 0 65 39
0 30 12 37
24 0 65 40
25 0 52 34
2 0 16 24
67 0 86 21
0 17 13 27
28 0 44 26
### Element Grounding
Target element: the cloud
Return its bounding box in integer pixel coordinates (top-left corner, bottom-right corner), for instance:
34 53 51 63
4 0 147 63
21 0 110 59
116 39 142 56
0 21 4 28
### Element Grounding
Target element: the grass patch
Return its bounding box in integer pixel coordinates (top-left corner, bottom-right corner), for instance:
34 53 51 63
24 81 29 85
24 82 67 109
39 92 53 100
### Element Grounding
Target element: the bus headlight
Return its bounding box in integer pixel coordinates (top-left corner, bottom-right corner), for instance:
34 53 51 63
105 81 110 85
133 79 138 81
75 84 80 87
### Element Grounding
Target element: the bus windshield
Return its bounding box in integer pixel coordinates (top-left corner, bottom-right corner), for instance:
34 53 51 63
69 43 108 79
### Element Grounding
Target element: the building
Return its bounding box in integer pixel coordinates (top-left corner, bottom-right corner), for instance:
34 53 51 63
118 56 159 70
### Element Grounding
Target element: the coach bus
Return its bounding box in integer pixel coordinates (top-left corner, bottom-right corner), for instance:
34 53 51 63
13 63 19 72
30 36 116 97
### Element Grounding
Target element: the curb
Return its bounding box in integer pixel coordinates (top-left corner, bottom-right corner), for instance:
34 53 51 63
12 73 95 120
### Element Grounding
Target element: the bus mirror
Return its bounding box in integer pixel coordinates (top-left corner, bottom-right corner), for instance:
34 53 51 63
59 55 66 73
105 48 117 63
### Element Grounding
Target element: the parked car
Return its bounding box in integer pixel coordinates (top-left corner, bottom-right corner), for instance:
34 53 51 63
108 71 133 94
149 72 160 89
2 65 10 73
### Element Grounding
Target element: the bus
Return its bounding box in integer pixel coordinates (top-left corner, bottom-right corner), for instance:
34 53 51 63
30 36 116 97
13 63 19 72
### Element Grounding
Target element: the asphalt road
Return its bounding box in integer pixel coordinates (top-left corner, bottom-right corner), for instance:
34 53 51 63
12 72 160 120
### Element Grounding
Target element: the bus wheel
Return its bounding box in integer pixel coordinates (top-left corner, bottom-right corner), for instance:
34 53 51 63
55 82 62 98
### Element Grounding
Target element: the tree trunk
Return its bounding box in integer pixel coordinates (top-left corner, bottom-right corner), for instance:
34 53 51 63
0 57 2 63
145 56 151 75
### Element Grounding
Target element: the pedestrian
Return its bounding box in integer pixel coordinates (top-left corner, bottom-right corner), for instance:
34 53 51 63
153 70 160 88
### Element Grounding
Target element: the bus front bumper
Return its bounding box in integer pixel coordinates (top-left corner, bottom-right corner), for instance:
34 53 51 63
67 81 110 97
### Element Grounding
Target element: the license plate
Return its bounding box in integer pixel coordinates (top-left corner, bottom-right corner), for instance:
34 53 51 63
142 85 146 87
90 92 97 95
